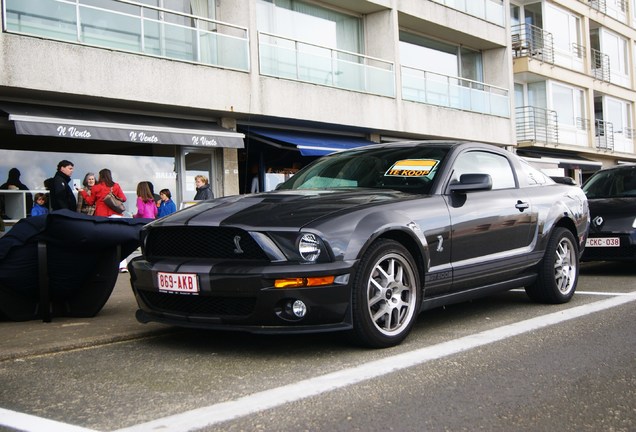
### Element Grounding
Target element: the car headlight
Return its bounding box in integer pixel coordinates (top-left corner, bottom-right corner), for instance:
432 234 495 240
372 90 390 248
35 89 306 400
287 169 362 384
632 217 636 229
267 232 331 263
299 233 321 262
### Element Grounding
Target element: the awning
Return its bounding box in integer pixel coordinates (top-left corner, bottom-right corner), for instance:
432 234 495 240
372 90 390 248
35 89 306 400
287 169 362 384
518 150 602 171
1 103 244 148
247 127 375 156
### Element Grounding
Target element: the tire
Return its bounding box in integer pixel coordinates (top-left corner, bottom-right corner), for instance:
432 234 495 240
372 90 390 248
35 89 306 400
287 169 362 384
350 239 421 348
525 227 579 304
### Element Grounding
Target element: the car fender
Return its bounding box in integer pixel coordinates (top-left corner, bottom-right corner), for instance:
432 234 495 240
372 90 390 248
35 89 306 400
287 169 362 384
535 189 589 252
339 209 431 269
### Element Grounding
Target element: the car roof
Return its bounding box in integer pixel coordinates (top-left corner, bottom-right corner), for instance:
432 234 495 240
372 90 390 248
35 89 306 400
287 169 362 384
594 163 636 173
344 140 500 152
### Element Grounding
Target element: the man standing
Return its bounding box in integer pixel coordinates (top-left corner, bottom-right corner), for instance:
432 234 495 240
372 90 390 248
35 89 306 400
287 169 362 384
51 160 77 211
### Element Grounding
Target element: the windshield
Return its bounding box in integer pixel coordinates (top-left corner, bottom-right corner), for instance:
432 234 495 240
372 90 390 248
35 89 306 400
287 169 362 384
277 145 449 194
582 166 636 198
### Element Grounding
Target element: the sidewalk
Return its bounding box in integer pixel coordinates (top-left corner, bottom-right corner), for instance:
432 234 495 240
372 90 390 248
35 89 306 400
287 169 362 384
0 273 171 361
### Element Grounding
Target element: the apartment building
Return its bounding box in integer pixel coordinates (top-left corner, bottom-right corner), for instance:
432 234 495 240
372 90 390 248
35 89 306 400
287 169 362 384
511 0 636 183
2 0 513 221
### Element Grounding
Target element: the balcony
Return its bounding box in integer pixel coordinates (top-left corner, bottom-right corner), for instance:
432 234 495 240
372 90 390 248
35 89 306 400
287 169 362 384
2 0 250 71
401 66 509 117
580 0 629 24
511 24 554 64
258 32 395 98
595 119 614 151
430 0 505 26
591 48 611 82
516 106 559 145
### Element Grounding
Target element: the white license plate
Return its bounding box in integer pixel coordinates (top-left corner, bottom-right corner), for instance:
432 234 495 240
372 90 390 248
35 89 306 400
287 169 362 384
586 237 620 247
157 272 199 294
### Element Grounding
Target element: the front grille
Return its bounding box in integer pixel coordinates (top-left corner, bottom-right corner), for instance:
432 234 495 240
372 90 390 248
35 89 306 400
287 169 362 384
146 226 269 260
139 291 256 317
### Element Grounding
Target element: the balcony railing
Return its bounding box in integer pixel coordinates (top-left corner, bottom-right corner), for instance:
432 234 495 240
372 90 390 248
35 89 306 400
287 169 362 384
511 24 554 64
516 106 559 144
2 0 250 71
595 119 614 151
401 66 509 117
571 42 586 59
591 48 611 82
430 0 505 26
258 32 395 98
587 0 608 13
576 117 590 131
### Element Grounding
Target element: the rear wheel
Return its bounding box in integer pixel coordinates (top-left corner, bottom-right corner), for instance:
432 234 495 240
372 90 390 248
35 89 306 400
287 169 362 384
350 239 421 348
525 227 578 304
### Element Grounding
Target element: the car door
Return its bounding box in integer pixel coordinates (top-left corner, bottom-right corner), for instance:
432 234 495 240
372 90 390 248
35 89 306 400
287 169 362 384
443 150 536 291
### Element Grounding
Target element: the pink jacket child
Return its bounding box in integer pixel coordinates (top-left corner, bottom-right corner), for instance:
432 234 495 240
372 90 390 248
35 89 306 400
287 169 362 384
133 197 157 219
132 182 158 219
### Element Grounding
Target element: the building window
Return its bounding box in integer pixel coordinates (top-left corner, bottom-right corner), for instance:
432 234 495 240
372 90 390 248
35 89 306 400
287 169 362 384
527 81 547 109
551 83 584 127
0 149 177 218
256 0 362 54
545 4 581 58
399 32 483 82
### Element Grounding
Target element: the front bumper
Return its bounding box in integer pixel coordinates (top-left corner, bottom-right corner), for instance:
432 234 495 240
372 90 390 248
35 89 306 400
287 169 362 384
128 256 357 333
581 232 636 262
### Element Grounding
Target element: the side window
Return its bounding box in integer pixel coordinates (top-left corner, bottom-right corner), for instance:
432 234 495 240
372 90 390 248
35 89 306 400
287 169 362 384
451 151 516 190
519 159 552 186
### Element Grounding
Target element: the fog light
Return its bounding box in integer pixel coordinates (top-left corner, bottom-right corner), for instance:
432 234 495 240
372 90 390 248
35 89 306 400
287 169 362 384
291 300 307 318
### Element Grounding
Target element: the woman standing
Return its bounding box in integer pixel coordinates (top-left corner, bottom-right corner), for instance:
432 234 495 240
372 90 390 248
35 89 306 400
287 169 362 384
193 175 213 200
78 168 126 217
133 181 157 219
76 172 96 215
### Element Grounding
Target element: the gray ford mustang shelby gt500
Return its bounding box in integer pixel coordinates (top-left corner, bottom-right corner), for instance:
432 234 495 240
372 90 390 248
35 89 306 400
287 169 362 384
129 141 589 348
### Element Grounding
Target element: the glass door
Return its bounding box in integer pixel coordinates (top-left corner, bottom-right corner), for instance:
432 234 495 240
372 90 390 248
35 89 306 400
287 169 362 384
178 148 219 207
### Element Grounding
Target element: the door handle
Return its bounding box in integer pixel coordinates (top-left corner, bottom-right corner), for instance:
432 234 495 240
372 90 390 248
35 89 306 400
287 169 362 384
515 200 529 212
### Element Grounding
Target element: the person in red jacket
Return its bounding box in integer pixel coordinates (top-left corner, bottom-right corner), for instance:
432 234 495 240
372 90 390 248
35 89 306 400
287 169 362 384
78 168 126 217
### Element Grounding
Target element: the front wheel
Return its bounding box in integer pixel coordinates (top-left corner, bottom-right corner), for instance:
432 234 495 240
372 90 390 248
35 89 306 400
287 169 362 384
350 239 421 348
525 227 579 304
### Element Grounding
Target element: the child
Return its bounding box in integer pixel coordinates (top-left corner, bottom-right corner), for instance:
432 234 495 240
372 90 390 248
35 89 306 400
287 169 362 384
157 188 177 218
133 181 157 219
31 193 49 216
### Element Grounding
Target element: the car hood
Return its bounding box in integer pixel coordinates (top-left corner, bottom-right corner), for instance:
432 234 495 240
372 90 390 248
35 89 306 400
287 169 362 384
588 197 636 215
150 189 418 230
588 197 636 233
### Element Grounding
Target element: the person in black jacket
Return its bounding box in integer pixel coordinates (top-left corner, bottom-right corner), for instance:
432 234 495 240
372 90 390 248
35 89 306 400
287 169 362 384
194 175 214 200
50 160 77 211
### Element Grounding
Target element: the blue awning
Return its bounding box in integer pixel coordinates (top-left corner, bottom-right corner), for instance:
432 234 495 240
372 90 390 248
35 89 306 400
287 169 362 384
248 128 375 156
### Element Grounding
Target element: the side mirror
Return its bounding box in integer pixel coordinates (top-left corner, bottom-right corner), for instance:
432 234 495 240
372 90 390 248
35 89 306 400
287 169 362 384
448 173 493 193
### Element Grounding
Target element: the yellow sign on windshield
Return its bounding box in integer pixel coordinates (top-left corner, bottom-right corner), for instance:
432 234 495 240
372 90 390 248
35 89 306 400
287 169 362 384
386 159 438 177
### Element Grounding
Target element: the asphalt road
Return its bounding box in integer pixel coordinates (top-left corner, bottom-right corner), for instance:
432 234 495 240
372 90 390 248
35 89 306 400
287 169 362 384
1 261 634 432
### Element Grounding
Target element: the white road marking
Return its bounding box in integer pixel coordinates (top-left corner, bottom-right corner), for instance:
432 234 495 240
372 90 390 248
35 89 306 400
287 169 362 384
2 292 635 432
114 292 636 432
576 290 636 296
0 407 99 432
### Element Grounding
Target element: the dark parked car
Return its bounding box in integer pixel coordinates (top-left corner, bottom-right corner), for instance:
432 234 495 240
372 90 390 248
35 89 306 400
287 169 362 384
129 141 589 348
581 163 636 262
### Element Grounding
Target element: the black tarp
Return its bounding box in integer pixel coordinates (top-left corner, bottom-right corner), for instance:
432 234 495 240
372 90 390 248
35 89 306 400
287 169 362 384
0 210 152 321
